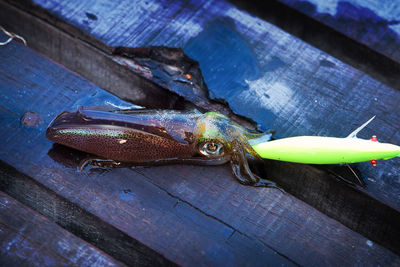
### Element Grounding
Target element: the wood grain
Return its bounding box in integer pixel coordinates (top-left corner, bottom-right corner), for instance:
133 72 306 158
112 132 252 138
0 191 124 266
0 39 290 266
277 0 400 64
2 0 399 214
0 161 176 267
0 33 399 265
229 0 400 92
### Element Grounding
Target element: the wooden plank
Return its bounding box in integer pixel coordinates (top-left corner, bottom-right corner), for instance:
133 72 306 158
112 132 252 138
133 164 400 266
229 0 400 92
0 3 186 111
0 157 178 267
3 0 399 214
0 0 256 129
0 38 292 266
2 0 400 252
276 0 400 65
3 0 397 255
0 31 399 265
0 48 174 267
0 191 125 266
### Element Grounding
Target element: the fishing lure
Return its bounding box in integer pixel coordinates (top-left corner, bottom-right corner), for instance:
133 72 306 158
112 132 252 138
250 116 400 166
47 108 400 189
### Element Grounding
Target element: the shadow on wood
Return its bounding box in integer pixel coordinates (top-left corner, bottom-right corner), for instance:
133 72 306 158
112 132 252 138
251 159 400 254
0 161 174 267
0 191 126 266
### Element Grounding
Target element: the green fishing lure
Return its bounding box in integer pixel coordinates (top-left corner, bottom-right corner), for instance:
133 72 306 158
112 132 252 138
250 116 400 166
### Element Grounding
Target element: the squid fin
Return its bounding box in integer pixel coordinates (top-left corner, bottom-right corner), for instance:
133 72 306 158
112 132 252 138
346 116 375 138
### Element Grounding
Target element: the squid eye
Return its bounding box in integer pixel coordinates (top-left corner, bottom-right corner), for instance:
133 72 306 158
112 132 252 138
200 142 224 156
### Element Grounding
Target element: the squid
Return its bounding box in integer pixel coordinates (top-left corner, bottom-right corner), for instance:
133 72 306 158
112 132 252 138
46 107 277 188
47 107 400 189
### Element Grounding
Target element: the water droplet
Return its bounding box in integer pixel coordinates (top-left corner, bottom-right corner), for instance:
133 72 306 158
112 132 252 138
21 111 40 126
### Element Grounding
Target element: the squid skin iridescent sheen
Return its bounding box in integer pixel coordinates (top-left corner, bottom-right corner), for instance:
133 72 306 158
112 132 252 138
47 108 400 190
46 106 278 189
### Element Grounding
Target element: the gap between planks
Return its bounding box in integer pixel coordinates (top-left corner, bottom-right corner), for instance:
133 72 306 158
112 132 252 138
230 0 400 90
0 160 176 267
0 0 398 262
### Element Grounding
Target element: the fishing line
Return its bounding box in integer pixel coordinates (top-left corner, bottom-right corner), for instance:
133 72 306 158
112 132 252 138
346 163 363 185
0 26 27 46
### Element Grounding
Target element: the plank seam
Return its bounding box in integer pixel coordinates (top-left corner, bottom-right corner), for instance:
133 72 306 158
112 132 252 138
229 0 400 90
133 168 300 266
0 160 177 267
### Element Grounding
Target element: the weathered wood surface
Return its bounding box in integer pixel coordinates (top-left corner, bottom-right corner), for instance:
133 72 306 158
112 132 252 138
228 0 400 93
2 1 400 246
2 0 399 223
0 37 399 265
277 0 400 65
0 161 174 267
0 191 125 266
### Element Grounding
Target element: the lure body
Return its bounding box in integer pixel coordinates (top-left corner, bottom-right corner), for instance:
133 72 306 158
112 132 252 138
47 107 276 188
251 136 400 164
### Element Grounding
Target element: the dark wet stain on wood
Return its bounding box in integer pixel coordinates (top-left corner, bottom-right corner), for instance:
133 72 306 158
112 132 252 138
85 12 97 21
113 46 210 106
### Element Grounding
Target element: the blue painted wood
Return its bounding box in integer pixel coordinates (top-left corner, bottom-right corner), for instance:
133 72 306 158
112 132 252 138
0 34 398 265
278 0 400 64
0 191 124 267
0 37 292 266
20 0 400 213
